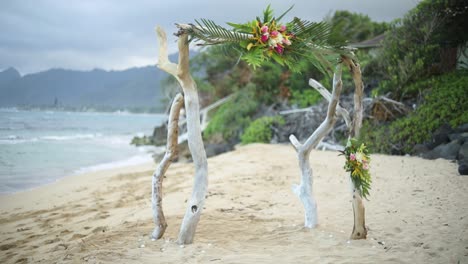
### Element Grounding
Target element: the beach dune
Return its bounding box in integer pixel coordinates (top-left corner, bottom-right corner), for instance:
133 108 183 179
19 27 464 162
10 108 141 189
1 144 467 263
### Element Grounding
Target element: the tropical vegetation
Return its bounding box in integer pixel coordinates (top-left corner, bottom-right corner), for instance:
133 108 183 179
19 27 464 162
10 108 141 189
160 0 467 155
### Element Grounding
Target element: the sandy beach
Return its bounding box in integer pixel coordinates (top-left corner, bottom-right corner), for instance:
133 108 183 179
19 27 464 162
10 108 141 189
0 143 467 263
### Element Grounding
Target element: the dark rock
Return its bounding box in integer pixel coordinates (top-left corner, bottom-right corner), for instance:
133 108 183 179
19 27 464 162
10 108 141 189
131 122 168 147
458 142 468 161
423 139 461 160
458 164 468 175
152 123 168 146
427 124 453 149
412 144 430 157
273 102 328 143
448 132 468 142
205 143 234 158
152 141 192 163
455 123 468 133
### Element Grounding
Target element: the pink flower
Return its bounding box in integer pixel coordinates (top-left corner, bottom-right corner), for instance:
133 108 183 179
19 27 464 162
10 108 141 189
363 163 369 170
271 30 279 38
261 25 269 33
350 153 356 161
275 45 284 54
261 34 269 43
282 38 291 46
279 25 286 32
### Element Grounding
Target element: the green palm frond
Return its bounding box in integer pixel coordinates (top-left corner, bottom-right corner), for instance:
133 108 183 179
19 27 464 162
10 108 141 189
186 5 355 74
241 48 264 69
276 5 294 22
226 22 253 34
263 4 274 24
290 18 332 45
190 19 251 45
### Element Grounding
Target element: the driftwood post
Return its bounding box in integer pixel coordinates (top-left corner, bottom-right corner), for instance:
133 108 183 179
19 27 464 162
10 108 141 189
289 64 343 228
151 93 184 239
156 25 208 244
342 56 367 240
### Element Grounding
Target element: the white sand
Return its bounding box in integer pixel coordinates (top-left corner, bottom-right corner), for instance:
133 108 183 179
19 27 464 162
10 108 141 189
1 143 467 263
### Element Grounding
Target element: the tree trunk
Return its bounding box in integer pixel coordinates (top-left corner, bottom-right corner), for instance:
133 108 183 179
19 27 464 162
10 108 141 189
342 56 367 240
290 64 343 228
350 184 367 239
151 93 184 240
156 25 208 245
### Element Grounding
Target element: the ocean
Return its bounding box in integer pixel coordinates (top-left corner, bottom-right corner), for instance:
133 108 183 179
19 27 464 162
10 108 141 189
0 109 166 194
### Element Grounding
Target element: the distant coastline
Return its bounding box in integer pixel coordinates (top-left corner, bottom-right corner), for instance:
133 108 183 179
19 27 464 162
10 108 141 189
3 105 166 114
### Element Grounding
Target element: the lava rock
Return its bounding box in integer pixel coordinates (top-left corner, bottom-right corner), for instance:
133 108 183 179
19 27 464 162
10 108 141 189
458 164 468 175
455 123 468 133
412 144 430 157
423 139 461 160
205 143 234 158
458 142 468 161
152 123 168 146
427 124 453 149
449 132 468 143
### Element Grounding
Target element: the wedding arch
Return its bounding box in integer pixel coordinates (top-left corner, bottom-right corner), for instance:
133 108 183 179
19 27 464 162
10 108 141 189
151 5 372 244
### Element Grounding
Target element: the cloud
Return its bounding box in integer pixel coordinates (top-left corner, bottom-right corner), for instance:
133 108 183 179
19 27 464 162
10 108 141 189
0 0 419 75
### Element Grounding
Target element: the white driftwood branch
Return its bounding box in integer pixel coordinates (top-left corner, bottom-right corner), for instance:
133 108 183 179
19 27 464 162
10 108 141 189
316 141 344 151
289 64 343 228
156 26 178 77
279 108 314 115
308 78 351 127
302 65 343 151
342 56 367 240
343 57 364 139
156 25 208 245
151 93 184 240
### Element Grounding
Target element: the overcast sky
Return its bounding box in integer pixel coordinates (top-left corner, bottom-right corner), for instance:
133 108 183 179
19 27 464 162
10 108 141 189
0 0 420 75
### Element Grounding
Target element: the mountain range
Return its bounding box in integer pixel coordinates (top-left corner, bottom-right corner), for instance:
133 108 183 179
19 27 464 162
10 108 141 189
0 56 182 112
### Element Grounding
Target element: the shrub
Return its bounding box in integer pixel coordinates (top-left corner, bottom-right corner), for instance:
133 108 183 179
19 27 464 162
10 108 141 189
204 83 259 141
372 0 468 98
241 116 285 144
361 70 468 154
290 89 322 108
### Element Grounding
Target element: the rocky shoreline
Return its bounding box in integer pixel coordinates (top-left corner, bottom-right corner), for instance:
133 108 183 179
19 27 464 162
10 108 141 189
131 96 468 176
412 123 468 175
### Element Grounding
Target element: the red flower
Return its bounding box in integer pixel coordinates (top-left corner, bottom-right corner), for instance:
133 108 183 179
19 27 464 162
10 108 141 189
275 45 284 54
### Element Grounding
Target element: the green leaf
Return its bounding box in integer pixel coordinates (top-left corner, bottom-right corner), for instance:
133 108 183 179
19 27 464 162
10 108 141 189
263 4 273 24
226 22 252 34
271 53 285 66
192 19 251 45
241 48 264 69
276 5 294 22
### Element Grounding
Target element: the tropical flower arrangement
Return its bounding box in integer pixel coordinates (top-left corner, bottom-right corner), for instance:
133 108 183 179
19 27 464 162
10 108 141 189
187 5 352 73
341 138 372 199
246 20 294 56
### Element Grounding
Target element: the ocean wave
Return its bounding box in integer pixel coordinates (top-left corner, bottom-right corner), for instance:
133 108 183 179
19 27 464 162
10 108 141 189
41 133 102 141
0 135 39 145
73 154 154 175
0 133 104 144
0 107 20 113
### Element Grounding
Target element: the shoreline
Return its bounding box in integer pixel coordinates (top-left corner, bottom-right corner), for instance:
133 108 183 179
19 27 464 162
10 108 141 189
0 160 156 210
0 144 467 263
0 150 160 195
0 109 167 195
